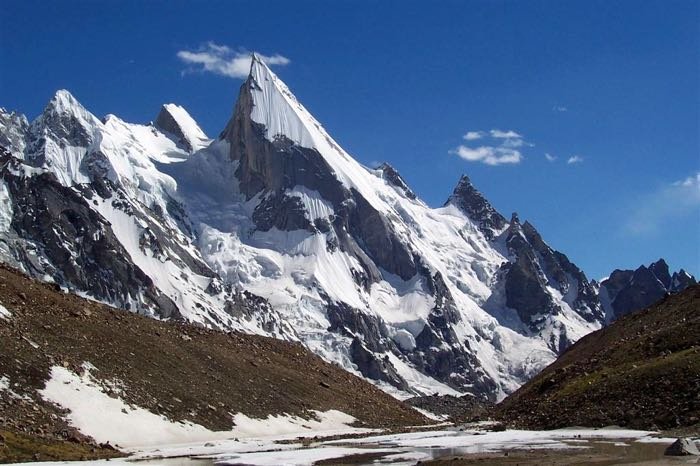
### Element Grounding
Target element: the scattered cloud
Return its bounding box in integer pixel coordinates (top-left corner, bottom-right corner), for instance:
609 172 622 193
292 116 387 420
177 42 290 78
463 131 484 141
544 153 557 162
451 129 528 166
490 129 522 139
567 155 584 164
552 105 568 112
623 172 700 236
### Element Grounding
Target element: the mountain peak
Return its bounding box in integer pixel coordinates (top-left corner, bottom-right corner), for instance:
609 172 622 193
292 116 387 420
250 51 264 66
447 175 507 239
648 258 671 288
223 49 392 208
30 90 101 153
245 52 319 149
51 89 78 107
456 174 473 187
41 89 101 128
47 90 87 117
154 103 209 153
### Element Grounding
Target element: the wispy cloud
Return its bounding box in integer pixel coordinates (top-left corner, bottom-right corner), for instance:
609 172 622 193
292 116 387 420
567 155 584 164
624 173 700 236
489 129 522 139
552 105 568 112
544 153 557 162
177 42 290 78
451 129 528 166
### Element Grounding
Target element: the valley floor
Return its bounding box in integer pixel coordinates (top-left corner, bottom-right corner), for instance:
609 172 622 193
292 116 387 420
4 426 686 465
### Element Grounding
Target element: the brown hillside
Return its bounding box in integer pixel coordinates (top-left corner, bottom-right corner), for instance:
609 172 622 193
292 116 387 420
496 285 700 431
0 264 426 462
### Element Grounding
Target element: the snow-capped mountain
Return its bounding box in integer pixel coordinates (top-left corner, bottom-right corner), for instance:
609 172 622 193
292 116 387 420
0 55 606 400
598 259 696 321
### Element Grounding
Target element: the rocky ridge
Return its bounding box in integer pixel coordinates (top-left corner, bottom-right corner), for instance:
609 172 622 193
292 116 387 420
599 258 696 321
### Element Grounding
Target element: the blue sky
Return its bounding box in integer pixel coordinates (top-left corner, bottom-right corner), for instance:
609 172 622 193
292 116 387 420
1 0 698 279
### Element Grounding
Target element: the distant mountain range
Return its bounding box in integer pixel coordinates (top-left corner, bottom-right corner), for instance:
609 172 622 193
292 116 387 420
598 258 696 321
0 55 694 401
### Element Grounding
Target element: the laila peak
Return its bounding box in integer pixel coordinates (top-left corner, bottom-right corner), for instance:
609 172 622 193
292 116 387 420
0 55 694 402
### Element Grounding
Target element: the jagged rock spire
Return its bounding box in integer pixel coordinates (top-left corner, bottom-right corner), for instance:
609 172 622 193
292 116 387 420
446 175 507 240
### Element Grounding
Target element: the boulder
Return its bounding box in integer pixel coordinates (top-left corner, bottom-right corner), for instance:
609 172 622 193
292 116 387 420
664 438 700 456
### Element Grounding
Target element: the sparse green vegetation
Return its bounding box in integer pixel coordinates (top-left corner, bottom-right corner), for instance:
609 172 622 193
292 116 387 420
0 430 122 463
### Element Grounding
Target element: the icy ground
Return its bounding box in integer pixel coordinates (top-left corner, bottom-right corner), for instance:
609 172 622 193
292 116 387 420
11 427 674 466
25 364 675 465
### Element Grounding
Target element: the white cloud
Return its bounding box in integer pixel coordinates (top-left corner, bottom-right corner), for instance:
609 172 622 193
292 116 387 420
463 131 484 141
673 173 700 188
567 155 584 164
624 172 700 235
451 145 522 166
490 129 522 139
552 105 568 112
501 137 526 148
452 129 529 166
544 153 557 162
177 42 290 78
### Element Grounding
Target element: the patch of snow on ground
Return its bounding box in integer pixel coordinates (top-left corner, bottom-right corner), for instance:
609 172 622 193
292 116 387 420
0 303 11 319
410 406 450 422
0 374 30 400
230 410 371 439
39 365 371 452
40 365 224 448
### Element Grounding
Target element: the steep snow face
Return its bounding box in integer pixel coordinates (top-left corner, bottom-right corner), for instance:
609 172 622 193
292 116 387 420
248 54 323 150
0 65 606 401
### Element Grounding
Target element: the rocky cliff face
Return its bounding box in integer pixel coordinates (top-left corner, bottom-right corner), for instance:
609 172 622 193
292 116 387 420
0 55 613 401
599 259 696 321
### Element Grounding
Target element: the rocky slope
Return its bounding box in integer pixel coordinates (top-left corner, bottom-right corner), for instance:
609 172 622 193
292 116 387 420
0 54 615 401
598 258 696 321
0 264 426 462
496 284 700 431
